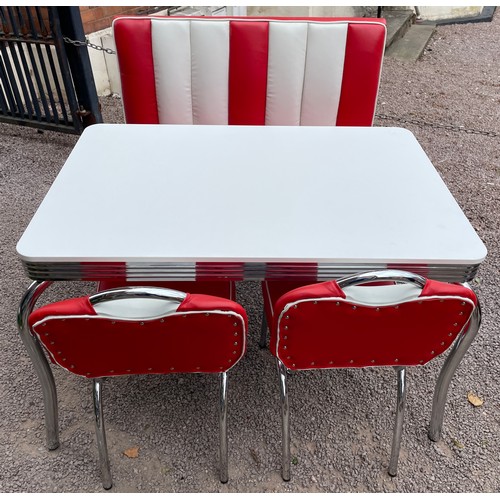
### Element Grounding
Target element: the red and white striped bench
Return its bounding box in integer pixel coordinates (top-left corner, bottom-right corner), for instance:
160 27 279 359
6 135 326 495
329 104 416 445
113 16 386 126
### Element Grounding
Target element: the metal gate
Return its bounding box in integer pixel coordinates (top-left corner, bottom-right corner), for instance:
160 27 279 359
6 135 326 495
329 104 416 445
0 6 101 134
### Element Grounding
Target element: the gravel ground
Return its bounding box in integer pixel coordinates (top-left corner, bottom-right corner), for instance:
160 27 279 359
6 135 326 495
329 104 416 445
0 12 499 493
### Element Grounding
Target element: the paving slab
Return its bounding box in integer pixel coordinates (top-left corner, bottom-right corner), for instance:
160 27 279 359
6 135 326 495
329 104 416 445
386 24 436 62
383 9 415 47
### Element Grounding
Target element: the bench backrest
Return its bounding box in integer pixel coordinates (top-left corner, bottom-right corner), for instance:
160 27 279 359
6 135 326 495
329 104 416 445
113 17 386 126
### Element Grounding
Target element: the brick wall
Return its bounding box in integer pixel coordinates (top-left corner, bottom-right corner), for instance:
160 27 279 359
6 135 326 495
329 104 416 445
79 6 169 34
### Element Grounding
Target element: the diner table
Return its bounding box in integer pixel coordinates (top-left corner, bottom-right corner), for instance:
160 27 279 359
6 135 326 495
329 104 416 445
16 124 487 450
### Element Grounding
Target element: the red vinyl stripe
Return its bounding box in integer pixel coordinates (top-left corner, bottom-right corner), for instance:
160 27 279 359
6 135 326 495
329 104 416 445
113 19 159 124
228 21 269 125
336 23 386 126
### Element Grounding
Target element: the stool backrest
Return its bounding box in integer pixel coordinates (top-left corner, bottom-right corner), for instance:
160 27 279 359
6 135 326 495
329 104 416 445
30 287 247 378
271 273 477 370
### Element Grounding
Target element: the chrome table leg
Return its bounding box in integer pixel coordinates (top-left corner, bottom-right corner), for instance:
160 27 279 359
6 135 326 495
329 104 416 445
219 371 228 483
429 304 481 441
277 359 290 481
93 379 112 489
17 280 59 450
389 366 406 476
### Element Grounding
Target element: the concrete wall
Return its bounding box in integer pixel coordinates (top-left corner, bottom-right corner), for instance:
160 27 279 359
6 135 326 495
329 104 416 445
246 5 484 21
415 5 483 21
87 28 120 97
246 5 364 18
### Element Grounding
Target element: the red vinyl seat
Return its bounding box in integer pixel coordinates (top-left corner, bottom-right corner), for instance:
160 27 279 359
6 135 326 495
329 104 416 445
112 15 387 345
267 270 481 480
29 286 248 489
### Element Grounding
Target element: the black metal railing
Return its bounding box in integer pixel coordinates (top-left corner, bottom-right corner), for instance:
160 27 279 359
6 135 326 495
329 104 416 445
0 6 101 134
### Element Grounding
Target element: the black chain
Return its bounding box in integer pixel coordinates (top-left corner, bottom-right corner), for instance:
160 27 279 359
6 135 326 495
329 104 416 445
63 36 116 55
376 113 498 138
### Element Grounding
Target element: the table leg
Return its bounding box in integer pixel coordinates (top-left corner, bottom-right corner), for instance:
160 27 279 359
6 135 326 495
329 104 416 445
219 371 228 484
17 280 59 450
277 359 290 481
428 302 481 442
388 366 406 477
93 378 112 489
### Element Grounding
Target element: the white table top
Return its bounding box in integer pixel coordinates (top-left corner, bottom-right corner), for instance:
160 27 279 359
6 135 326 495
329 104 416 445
17 124 486 281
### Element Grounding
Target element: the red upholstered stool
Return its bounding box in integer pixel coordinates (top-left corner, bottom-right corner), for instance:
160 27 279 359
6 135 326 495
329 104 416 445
267 270 481 480
29 286 248 489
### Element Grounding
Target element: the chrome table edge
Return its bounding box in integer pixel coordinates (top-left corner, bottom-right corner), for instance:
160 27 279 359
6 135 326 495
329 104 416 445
22 260 481 283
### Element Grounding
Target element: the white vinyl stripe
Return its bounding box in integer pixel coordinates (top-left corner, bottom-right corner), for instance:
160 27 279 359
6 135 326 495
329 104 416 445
152 20 193 124
301 23 348 126
93 297 180 318
266 22 308 125
190 20 229 125
343 283 421 305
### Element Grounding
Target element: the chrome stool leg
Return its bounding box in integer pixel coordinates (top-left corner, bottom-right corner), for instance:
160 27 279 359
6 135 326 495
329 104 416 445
429 305 481 441
219 372 229 483
17 280 59 450
277 359 290 481
259 311 268 348
93 378 112 490
389 366 406 476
